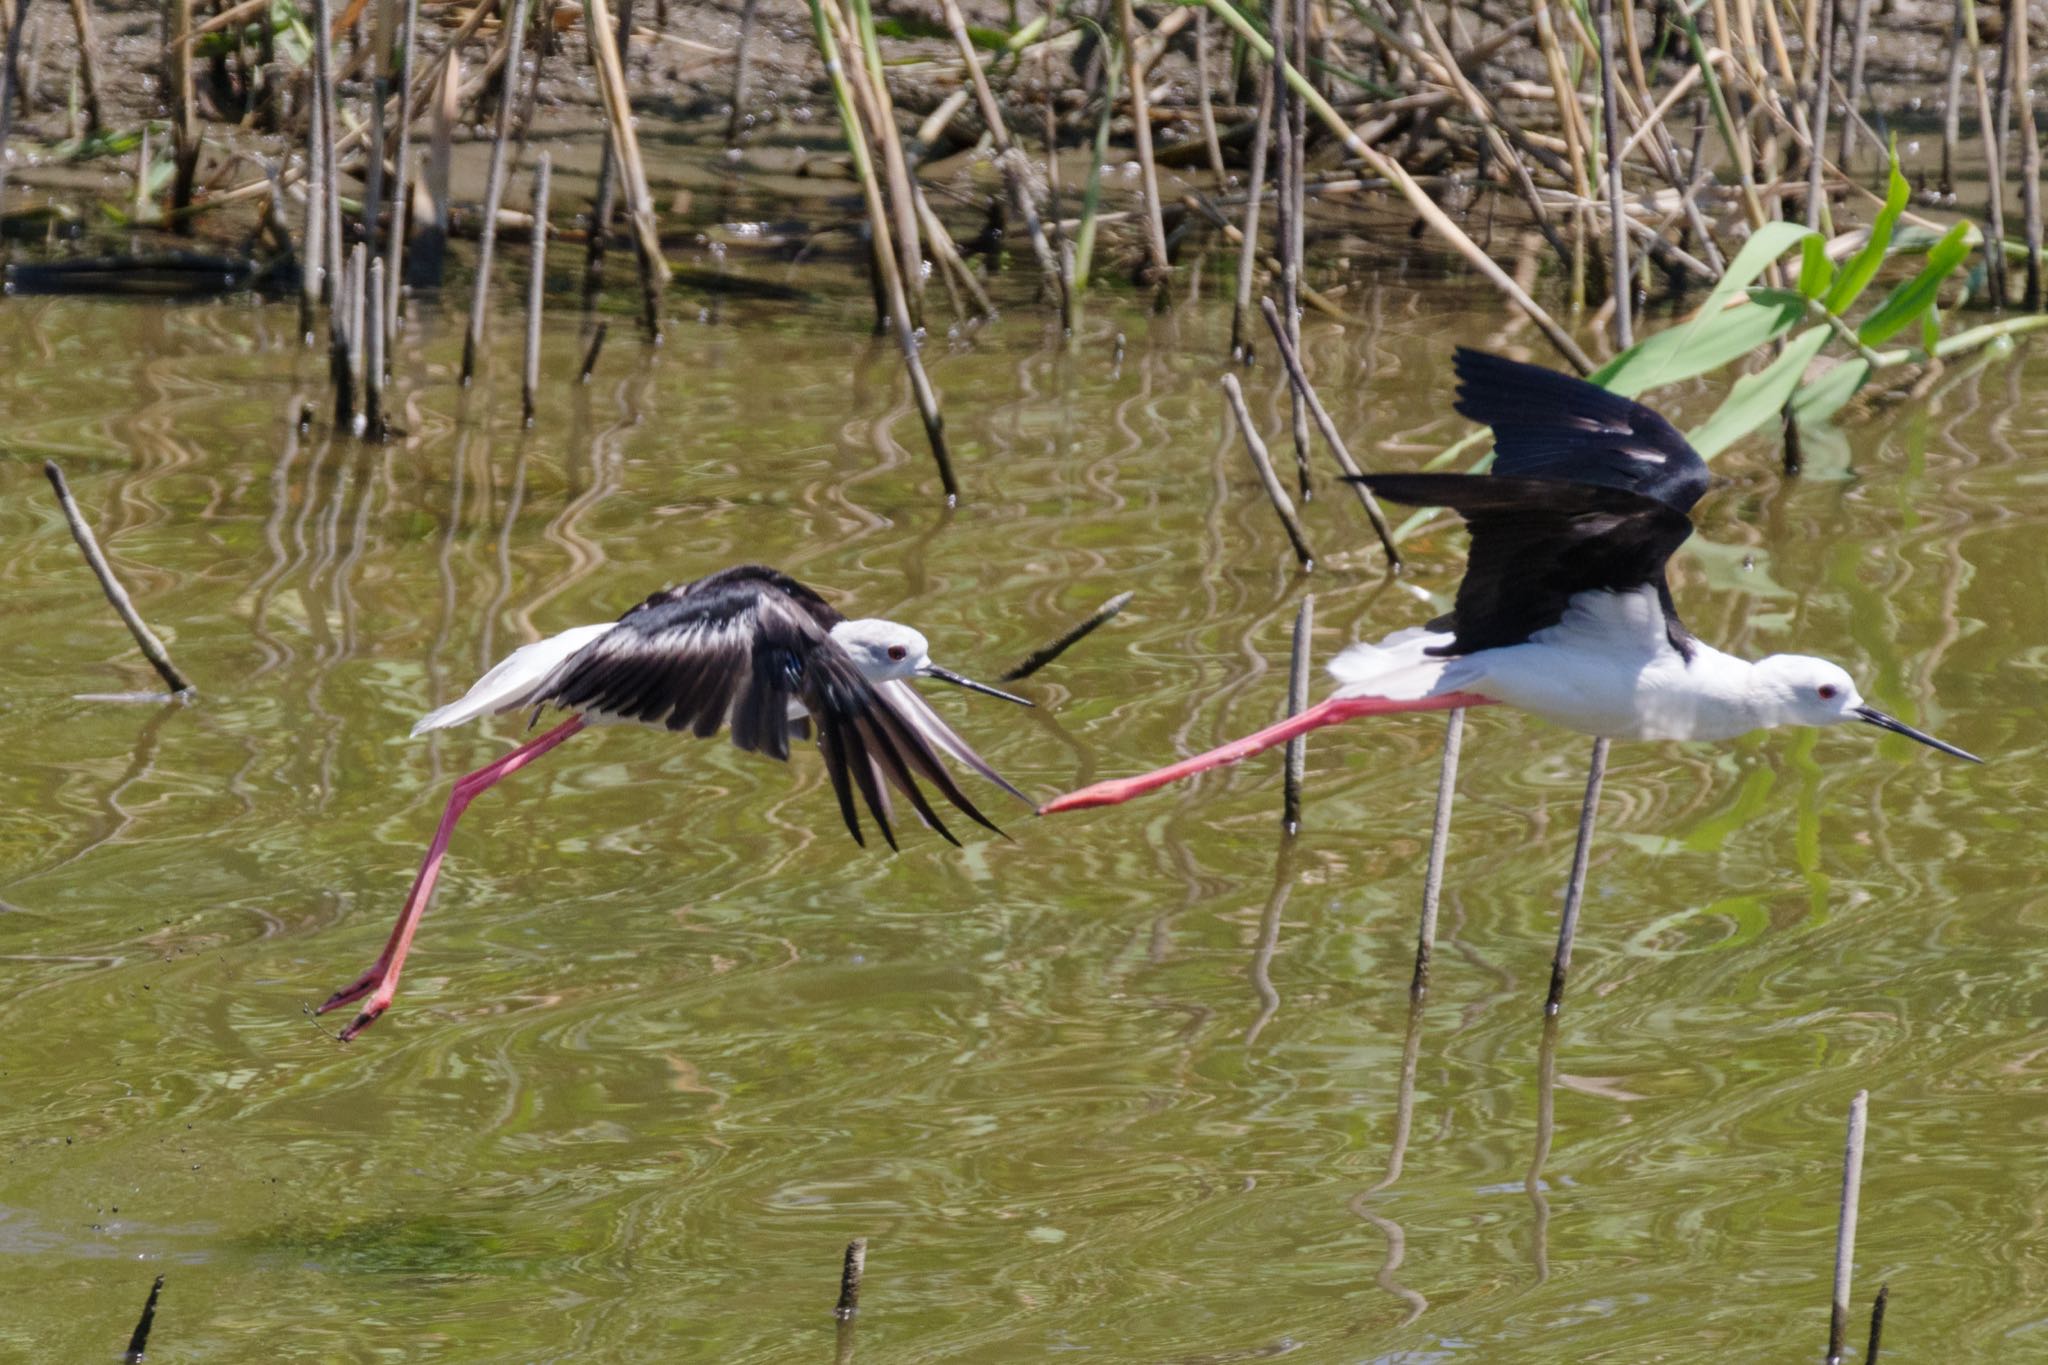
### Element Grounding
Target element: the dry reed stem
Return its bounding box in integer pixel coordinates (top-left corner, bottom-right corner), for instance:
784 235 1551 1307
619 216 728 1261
460 0 530 388
2012 0 2042 307
1960 0 2006 304
1839 0 1873 165
1193 9 1225 182
1544 737 1609 1016
1220 373 1315 570
840 0 924 325
1117 0 1170 284
63 0 98 131
366 257 387 438
587 0 671 336
299 68 326 339
1802 0 1833 234
1597 0 1631 345
1230 65 1275 361
1202 0 1596 374
0 0 31 215
523 152 549 426
1256 296 1399 562
382 0 420 344
582 0 631 301
311 0 343 296
44 461 194 695
999 591 1133 682
726 0 758 143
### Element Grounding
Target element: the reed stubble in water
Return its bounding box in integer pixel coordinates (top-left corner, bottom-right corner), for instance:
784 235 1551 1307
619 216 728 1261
1827 1090 1869 1364
365 257 387 439
999 591 1132 682
381 0 420 346
1281 593 1313 834
43 461 193 696
122 1274 164 1364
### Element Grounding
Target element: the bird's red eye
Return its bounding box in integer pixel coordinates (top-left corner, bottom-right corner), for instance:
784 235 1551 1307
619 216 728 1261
887 644 907 661
1818 684 1838 700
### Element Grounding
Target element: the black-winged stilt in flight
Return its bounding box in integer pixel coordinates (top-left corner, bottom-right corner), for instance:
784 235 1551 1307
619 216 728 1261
1042 348 1979 816
320 564 1030 1040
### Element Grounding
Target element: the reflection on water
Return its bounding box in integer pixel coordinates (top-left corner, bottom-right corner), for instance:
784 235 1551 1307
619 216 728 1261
0 224 2043 1360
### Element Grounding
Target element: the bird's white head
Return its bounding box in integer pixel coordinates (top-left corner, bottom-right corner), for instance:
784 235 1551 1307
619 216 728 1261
829 619 1033 705
1750 654 1980 761
831 618 933 681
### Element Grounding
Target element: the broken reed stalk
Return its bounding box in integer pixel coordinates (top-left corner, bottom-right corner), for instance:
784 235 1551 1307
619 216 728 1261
413 54 456 289
348 242 367 429
1281 593 1314 834
1410 707 1466 1000
1827 1090 1870 1365
382 0 420 345
362 70 386 259
586 0 670 337
582 0 631 302
726 0 758 143
1960 0 2007 306
366 257 386 438
44 461 194 695
298 51 325 339
1256 296 1399 565
523 151 549 426
1219 373 1314 570
460 0 531 387
936 0 1066 327
1193 9 1224 182
1838 0 1872 165
1803 0 1833 234
1596 0 1630 347
1230 65 1276 362
310 0 342 297
1544 737 1610 1016
843 0 924 326
809 0 957 502
168 0 196 227
64 0 98 132
833 1238 867 1320
1117 0 1170 286
2013 0 2042 308
330 245 357 429
1282 0 1308 498
579 321 608 383
998 590 1133 682
1866 1283 1889 1363
122 1274 165 1365
0 0 31 214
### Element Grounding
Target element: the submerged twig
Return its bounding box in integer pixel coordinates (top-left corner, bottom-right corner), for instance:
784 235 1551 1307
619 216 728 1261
999 591 1133 682
44 461 193 696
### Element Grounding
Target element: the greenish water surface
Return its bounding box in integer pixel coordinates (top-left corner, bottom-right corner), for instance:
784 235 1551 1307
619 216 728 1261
0 234 2043 1361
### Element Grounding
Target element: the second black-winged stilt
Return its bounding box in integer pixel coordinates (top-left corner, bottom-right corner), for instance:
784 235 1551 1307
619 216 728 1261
320 564 1030 1040
1042 348 1979 816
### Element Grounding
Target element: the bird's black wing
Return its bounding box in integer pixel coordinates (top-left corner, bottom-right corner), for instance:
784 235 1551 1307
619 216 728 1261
526 568 1000 850
1452 348 1710 513
1355 473 1697 656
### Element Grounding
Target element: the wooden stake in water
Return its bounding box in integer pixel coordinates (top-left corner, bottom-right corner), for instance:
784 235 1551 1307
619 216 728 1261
1410 707 1465 1001
1281 593 1314 834
1220 373 1315 570
460 0 532 386
1544 737 1610 1016
1827 1090 1870 1364
522 152 550 426
44 461 194 696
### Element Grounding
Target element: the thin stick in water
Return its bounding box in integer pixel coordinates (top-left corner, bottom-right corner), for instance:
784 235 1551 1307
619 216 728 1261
1220 373 1314 570
1828 1090 1870 1364
122 1274 165 1365
1230 65 1275 362
1117 0 1170 286
1281 593 1314 834
522 151 550 426
1410 707 1465 1001
586 0 669 337
382 0 419 343
1803 0 1833 233
460 0 532 387
999 590 1133 682
366 257 386 438
833 1238 867 1321
1544 736 1610 1016
44 461 193 695
1596 0 1631 347
1866 1283 1888 1364
1257 296 1400 565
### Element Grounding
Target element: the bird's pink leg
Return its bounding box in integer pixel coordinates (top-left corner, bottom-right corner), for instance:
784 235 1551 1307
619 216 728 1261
317 715 588 1041
1038 692 1495 814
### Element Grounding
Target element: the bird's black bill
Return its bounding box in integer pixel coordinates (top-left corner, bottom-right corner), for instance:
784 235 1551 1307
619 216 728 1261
918 665 1033 706
1854 705 1983 763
